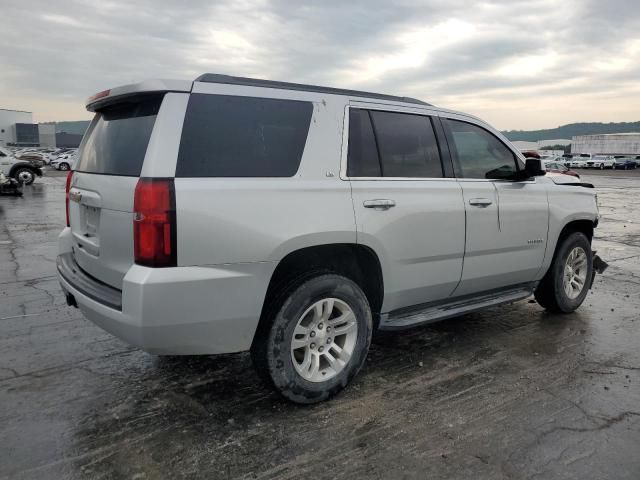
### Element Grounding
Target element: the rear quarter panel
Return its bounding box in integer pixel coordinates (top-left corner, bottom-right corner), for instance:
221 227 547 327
174 92 355 267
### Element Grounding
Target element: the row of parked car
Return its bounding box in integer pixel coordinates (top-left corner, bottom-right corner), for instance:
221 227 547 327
523 152 640 179
11 147 78 169
559 154 640 170
0 146 78 185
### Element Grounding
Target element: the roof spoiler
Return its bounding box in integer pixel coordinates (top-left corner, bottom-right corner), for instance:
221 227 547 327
85 79 192 112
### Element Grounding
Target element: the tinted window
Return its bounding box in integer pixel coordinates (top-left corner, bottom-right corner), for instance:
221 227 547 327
177 94 312 177
76 95 162 176
446 120 519 179
347 109 381 177
370 111 442 178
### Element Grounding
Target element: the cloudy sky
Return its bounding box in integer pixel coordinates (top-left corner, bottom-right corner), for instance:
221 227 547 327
1 0 639 130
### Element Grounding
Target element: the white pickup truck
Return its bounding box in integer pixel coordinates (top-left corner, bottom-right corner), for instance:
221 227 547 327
0 146 44 185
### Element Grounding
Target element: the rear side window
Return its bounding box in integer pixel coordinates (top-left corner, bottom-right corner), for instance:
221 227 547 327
370 111 443 178
347 108 443 178
347 109 381 177
76 95 162 176
177 94 313 177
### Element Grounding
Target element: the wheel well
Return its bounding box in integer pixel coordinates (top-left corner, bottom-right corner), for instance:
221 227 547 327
261 243 384 320
558 220 594 246
9 164 36 176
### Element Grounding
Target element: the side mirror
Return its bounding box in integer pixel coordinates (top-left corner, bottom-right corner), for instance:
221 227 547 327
524 158 545 178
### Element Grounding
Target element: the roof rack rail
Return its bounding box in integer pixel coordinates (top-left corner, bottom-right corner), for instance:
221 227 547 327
195 73 431 106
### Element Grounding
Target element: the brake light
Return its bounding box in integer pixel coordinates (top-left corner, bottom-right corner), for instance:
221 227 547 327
133 178 176 268
87 89 110 103
65 170 73 227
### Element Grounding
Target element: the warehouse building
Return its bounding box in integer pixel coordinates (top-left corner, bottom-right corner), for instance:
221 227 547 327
0 108 57 147
511 138 571 151
572 133 640 155
0 108 33 146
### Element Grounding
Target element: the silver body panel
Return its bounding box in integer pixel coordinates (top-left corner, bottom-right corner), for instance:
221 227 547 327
58 78 599 354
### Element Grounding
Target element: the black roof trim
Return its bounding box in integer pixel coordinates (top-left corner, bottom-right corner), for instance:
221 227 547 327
195 74 431 106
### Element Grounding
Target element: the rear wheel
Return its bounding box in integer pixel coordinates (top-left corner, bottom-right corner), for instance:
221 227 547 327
535 232 593 313
251 274 372 404
58 162 70 171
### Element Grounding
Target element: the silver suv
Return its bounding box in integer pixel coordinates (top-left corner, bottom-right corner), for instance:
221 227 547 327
57 74 606 403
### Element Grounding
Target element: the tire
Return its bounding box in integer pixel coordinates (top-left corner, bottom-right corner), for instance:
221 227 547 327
13 167 35 185
534 232 593 313
599 163 604 170
58 163 70 171
251 273 372 404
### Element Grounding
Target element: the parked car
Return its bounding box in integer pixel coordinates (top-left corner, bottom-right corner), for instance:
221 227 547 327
613 157 637 169
57 74 606 404
0 146 44 185
562 154 589 168
569 158 588 168
543 160 580 178
50 153 75 171
585 155 615 169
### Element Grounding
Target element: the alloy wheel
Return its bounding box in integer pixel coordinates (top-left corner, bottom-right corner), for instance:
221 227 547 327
563 247 588 299
290 298 358 382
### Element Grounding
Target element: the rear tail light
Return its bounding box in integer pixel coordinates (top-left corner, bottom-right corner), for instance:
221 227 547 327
133 178 177 268
65 170 74 227
87 89 110 103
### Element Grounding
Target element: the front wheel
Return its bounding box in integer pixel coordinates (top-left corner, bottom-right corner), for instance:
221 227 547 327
599 163 604 170
13 168 35 185
58 162 70 171
251 274 372 404
534 232 593 313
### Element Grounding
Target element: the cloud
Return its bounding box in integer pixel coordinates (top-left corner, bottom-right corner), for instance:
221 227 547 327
1 0 639 128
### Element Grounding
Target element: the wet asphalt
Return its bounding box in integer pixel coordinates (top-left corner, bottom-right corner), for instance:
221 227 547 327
1 168 639 479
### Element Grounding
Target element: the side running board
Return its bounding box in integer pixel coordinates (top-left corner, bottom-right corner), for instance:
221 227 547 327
379 285 535 331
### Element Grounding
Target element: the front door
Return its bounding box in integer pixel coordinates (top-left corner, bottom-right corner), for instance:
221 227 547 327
346 106 466 312
442 117 549 296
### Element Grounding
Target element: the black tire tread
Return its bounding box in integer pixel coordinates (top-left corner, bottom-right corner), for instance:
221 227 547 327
251 272 372 404
534 231 592 313
251 268 330 386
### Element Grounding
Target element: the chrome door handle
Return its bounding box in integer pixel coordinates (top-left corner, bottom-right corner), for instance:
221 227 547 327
363 199 396 210
469 198 493 207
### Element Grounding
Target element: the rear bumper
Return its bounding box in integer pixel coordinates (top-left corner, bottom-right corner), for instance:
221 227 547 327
57 229 272 355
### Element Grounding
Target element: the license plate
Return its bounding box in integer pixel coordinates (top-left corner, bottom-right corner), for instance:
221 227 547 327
83 205 100 237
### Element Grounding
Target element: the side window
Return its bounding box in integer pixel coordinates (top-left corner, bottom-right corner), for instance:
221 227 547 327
347 109 381 177
177 94 312 177
446 119 519 179
370 111 443 178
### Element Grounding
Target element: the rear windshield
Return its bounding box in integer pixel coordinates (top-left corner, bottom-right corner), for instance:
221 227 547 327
75 95 162 176
176 94 313 177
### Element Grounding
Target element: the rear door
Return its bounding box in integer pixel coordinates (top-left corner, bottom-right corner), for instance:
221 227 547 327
347 105 466 312
68 92 188 289
442 117 549 296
